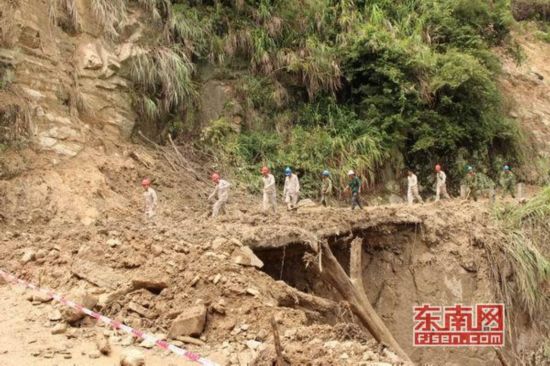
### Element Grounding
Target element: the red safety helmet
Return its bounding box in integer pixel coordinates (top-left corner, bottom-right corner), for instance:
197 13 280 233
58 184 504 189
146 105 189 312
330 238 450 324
141 178 151 187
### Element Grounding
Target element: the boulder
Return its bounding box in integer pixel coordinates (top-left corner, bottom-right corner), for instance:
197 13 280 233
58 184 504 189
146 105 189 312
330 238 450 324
131 275 168 292
168 305 207 338
245 340 262 351
27 292 52 303
71 259 127 290
62 288 98 323
96 334 111 355
120 348 145 366
211 237 227 250
21 249 36 264
139 334 165 349
107 238 121 247
49 310 62 321
51 323 67 335
128 301 155 319
231 247 264 268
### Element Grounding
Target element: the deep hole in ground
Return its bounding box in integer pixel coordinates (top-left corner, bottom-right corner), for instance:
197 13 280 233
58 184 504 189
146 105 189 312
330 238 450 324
252 222 479 365
254 223 420 302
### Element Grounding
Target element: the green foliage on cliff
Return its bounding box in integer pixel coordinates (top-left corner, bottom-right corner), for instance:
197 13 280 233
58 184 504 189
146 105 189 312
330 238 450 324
129 0 533 193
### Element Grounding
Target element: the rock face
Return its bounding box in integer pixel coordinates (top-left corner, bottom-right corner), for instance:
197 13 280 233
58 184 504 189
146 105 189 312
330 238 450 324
198 80 242 132
1 0 139 157
499 38 550 180
168 305 207 338
0 0 150 226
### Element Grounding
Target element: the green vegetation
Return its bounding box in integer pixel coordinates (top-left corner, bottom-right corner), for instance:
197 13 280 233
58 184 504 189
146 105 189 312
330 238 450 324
490 187 550 326
534 21 550 42
119 0 541 193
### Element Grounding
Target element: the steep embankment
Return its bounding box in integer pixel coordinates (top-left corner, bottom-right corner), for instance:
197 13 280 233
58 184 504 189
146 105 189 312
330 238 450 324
1 198 548 365
499 34 550 181
1 0 138 224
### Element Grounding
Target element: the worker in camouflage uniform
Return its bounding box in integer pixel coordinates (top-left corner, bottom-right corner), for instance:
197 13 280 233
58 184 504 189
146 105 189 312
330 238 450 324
464 166 496 202
320 170 333 207
464 166 480 201
344 170 363 210
499 165 516 199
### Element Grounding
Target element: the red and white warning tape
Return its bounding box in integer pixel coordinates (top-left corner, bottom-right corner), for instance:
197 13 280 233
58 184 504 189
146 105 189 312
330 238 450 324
0 268 218 366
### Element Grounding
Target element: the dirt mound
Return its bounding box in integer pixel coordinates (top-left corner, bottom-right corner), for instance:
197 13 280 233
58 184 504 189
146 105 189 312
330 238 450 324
1 192 547 365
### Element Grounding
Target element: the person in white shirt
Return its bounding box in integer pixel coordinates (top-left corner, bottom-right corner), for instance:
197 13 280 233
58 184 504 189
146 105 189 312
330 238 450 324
283 167 300 210
261 166 276 214
407 170 423 205
141 178 158 220
208 173 231 218
435 164 450 201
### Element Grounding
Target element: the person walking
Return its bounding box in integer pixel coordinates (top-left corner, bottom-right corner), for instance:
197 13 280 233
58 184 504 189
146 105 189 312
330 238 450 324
320 170 333 207
208 173 231 218
283 167 300 210
142 178 158 220
261 166 276 214
407 170 423 205
344 170 363 210
435 164 451 201
499 165 516 199
464 166 480 201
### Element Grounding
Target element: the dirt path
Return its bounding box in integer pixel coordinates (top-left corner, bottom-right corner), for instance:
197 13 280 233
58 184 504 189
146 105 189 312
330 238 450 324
0 284 198 366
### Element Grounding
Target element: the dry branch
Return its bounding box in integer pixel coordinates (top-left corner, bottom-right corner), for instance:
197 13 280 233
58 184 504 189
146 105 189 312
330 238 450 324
275 282 339 316
349 237 364 291
167 134 210 185
316 241 413 364
270 317 287 366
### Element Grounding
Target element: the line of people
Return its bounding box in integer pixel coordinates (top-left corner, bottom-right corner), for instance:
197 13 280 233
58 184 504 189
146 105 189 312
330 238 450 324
140 163 518 219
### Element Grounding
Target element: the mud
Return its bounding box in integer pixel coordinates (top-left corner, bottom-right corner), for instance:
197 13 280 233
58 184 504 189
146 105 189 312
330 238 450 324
1 178 547 365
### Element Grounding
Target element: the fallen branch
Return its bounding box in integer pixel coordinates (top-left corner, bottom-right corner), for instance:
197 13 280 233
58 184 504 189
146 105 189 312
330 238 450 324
349 237 364 292
137 130 162 151
130 151 153 168
275 282 339 316
162 152 178 172
167 134 210 185
316 241 413 364
271 317 287 366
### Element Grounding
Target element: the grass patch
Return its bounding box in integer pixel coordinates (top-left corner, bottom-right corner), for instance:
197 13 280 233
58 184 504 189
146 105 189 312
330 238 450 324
489 187 550 328
127 47 196 113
